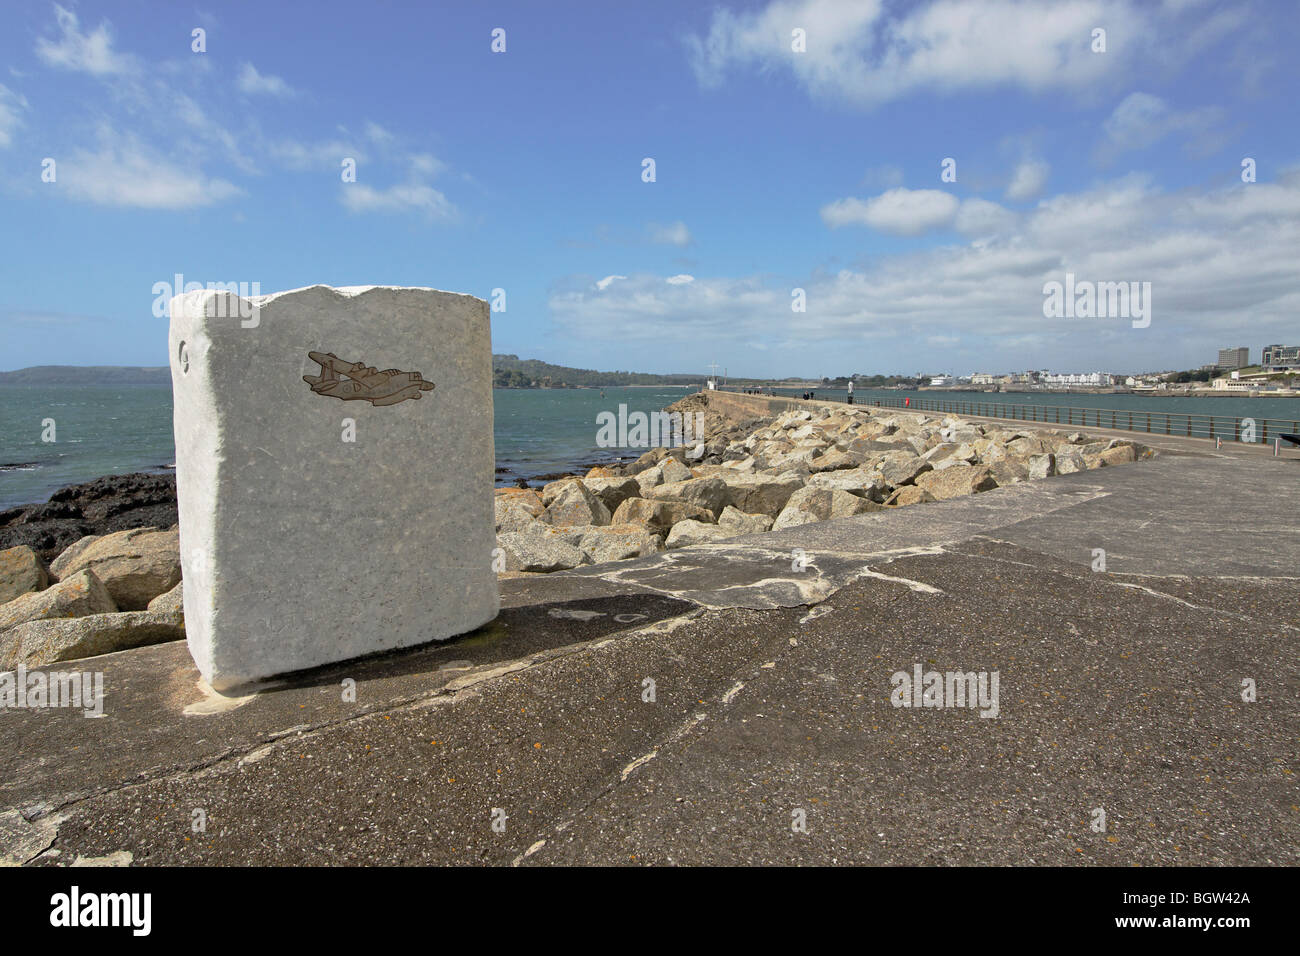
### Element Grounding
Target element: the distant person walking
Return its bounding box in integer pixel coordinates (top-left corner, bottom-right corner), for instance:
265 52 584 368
847 380 854 404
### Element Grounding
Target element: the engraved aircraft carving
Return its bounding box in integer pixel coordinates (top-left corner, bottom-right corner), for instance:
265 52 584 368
303 351 435 406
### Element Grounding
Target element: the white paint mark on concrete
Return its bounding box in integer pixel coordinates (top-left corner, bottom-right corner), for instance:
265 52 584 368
547 608 607 621
621 749 658 781
70 850 133 867
799 605 833 624
856 568 943 594
512 839 548 866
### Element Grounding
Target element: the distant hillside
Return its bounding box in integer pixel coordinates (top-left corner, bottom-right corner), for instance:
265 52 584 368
492 354 701 388
0 359 709 389
0 366 171 385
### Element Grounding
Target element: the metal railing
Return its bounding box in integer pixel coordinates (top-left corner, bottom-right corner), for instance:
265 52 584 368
865 396 1297 444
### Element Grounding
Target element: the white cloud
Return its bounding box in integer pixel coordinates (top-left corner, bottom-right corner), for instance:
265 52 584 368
954 198 1019 237
36 4 137 75
665 274 695 285
365 122 395 144
596 275 627 291
686 0 1161 107
237 62 295 97
1097 92 1224 162
1005 159 1049 201
341 181 455 219
0 85 28 148
268 138 364 171
648 220 693 246
550 171 1300 371
408 153 446 177
821 188 959 235
61 139 242 209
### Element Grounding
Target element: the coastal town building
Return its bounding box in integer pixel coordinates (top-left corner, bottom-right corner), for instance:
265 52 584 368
1262 344 1300 371
1217 347 1250 369
1041 371 1117 387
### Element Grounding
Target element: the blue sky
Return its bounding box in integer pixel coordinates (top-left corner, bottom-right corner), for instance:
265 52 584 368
1 0 1297 377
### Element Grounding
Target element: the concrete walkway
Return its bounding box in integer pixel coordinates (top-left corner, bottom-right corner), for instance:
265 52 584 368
2 415 1297 865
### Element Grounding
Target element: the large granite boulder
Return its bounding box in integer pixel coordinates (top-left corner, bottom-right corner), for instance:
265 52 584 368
0 607 185 670
611 498 716 535
772 486 878 530
53 527 180 610
496 529 589 572
988 458 1029 486
939 423 982 443
887 486 937 507
633 458 690 496
806 468 888 501
624 447 673 476
646 476 729 515
806 448 865 473
665 519 733 549
0 546 47 605
1099 444 1136 466
495 498 545 534
718 473 804 516
915 463 998 500
658 458 692 484
1007 436 1049 458
581 476 642 513
543 481 611 527
570 525 663 564
0 568 117 631
147 580 184 622
1028 454 1056 479
48 535 101 578
1055 450 1087 475
495 487 544 516
540 478 580 507
716 506 774 535
878 454 931 488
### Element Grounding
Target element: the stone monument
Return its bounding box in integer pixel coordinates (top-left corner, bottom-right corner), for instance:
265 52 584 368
169 285 498 691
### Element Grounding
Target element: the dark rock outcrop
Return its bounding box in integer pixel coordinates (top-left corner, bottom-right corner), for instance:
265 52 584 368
0 473 178 562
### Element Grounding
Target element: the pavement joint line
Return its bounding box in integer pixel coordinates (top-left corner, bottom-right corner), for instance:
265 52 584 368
954 536 1300 637
855 567 945 594
3 607 712 833
516 611 812 865
520 705 715 866
1107 580 1300 633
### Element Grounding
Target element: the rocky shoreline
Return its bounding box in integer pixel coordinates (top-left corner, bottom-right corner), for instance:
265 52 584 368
0 394 1151 671
0 472 178 562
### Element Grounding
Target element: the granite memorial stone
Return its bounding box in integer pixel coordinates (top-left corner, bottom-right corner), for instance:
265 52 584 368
169 284 498 691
